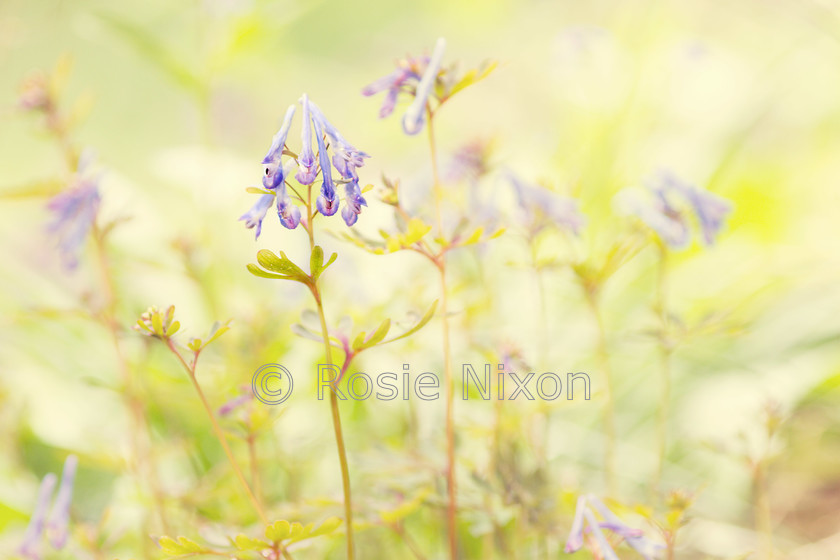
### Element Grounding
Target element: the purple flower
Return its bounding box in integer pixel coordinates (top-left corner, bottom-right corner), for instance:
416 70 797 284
219 386 254 416
618 170 732 249
564 494 663 560
19 473 57 560
276 186 302 229
448 139 494 183
308 100 370 181
262 105 296 190
310 108 339 216
241 95 370 235
362 54 430 119
295 95 318 186
402 38 446 135
363 39 446 135
681 183 731 245
508 173 586 235
46 157 101 270
239 193 274 239
341 179 367 227
46 455 77 549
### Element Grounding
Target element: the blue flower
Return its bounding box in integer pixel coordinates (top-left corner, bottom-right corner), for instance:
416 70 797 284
308 100 370 181
262 105 296 190
239 193 275 240
564 494 662 560
295 95 318 186
508 173 586 235
402 38 446 135
46 157 101 270
617 170 732 249
341 179 367 227
362 55 427 118
19 455 79 559
19 473 57 560
276 184 302 229
310 106 339 216
363 38 447 135
241 95 370 235
46 455 77 549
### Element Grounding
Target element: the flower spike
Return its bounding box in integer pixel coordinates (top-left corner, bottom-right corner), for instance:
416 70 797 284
239 193 275 240
310 109 339 216
403 37 446 135
295 94 318 185
262 105 296 190
47 455 78 549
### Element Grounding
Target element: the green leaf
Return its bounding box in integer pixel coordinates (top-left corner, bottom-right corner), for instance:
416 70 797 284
385 300 439 344
204 320 231 346
289 522 305 539
233 534 269 550
353 318 391 351
176 537 203 553
0 178 64 200
151 311 164 336
246 263 293 281
310 517 342 537
448 60 498 98
380 489 430 524
157 536 204 555
158 536 181 555
265 520 291 542
310 245 324 273
310 246 338 281
246 186 272 195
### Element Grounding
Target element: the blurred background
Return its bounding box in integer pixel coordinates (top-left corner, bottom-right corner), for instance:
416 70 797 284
1 0 840 558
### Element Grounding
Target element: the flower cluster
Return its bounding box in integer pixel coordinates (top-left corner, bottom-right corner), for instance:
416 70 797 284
19 455 77 560
46 152 101 270
618 170 732 249
447 138 495 183
362 38 447 135
240 95 370 238
565 494 663 560
508 173 586 236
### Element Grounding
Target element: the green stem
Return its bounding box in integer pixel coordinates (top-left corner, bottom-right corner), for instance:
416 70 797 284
427 109 458 560
166 341 268 525
93 223 170 551
584 289 617 496
755 460 774 558
655 244 671 489
305 221 355 560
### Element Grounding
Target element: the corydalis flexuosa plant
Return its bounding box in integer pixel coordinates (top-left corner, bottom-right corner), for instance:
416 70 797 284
19 455 78 560
363 37 496 136
508 173 586 237
46 152 101 269
617 170 732 249
564 494 663 560
239 95 370 238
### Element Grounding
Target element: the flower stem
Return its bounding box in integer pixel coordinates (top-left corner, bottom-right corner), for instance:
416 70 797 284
305 221 355 560
92 224 170 543
584 289 617 496
427 108 458 560
654 244 671 490
165 340 268 525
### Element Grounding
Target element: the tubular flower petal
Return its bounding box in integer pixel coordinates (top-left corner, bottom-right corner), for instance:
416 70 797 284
262 105 296 190
19 473 58 560
402 38 446 135
295 95 318 185
238 193 275 239
46 455 78 549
